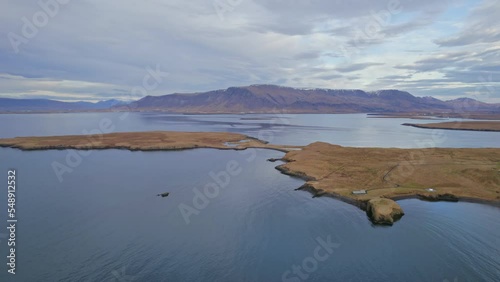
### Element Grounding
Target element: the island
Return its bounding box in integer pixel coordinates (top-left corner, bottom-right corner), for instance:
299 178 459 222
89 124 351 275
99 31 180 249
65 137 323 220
403 121 500 132
0 131 300 152
1 131 499 225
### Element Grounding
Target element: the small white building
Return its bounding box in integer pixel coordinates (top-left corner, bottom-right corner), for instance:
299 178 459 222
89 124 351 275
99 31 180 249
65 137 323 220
352 190 367 195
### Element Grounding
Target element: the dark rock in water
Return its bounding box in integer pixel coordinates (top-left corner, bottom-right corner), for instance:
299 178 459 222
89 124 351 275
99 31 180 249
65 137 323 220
419 193 459 202
295 183 313 191
267 158 282 162
312 189 326 198
294 183 326 198
158 192 170 198
437 193 459 202
275 165 317 181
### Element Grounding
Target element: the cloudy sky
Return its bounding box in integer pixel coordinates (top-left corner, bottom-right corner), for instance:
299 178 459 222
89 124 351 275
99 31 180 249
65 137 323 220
1 0 499 102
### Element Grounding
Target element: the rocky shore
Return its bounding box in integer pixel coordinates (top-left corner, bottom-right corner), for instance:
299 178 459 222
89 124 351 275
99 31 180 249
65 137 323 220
273 141 500 225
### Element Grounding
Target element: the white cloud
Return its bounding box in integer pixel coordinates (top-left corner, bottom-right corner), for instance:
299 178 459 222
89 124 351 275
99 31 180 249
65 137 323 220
0 0 498 102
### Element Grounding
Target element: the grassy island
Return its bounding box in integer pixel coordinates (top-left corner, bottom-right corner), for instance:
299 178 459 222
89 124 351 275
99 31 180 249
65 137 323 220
0 131 300 152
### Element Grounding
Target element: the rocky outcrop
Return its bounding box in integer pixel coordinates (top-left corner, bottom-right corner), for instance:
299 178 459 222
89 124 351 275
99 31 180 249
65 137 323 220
274 165 317 181
366 198 404 225
418 193 459 202
295 183 326 198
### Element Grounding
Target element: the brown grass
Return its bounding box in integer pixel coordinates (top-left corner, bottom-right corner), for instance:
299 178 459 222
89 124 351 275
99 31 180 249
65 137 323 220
279 142 500 203
0 131 301 152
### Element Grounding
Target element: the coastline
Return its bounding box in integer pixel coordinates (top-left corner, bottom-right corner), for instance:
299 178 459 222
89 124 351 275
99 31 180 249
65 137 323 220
273 142 500 224
0 131 301 153
368 113 500 120
402 121 500 132
274 160 500 225
274 160 500 206
1 131 499 225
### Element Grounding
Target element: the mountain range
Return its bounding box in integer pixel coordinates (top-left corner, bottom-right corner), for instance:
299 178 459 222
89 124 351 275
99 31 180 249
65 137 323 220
119 85 500 114
0 98 126 112
1 85 499 114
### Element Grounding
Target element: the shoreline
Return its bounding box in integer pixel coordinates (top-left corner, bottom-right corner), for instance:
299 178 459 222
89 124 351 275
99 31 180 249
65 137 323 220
273 160 500 215
2 110 500 120
1 131 499 225
368 113 500 120
403 122 500 132
273 142 500 224
0 131 301 153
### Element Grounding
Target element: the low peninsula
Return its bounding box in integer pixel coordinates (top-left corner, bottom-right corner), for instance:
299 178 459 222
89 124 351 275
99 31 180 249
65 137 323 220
403 121 500 132
1 131 499 225
277 142 500 223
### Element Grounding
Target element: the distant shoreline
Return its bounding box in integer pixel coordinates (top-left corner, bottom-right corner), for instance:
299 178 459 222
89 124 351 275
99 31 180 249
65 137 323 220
403 121 500 132
2 110 500 120
368 113 500 120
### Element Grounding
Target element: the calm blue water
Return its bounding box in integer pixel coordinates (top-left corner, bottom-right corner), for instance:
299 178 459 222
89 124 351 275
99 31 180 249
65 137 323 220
1 112 499 148
0 113 499 282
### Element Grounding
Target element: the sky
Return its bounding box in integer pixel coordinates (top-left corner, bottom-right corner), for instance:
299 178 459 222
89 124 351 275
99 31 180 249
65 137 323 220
0 0 499 102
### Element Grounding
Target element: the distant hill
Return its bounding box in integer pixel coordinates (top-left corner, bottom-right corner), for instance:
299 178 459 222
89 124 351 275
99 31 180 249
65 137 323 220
0 98 126 112
118 85 500 114
2 85 498 114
